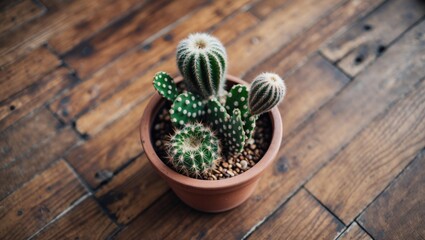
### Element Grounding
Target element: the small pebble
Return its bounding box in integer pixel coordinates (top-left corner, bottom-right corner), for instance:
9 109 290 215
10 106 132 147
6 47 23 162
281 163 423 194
240 160 248 169
222 162 229 168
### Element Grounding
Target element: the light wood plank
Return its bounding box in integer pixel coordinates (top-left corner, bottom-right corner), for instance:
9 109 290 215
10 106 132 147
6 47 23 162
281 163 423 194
0 0 45 34
358 150 425 240
337 222 372 240
306 76 425 223
248 189 344 240
0 160 87 240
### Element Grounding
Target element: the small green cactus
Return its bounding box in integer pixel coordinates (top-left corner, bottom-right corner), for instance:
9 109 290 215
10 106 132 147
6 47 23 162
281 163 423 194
170 92 205 127
153 72 179 101
152 33 287 178
176 33 227 99
167 123 220 177
249 73 286 115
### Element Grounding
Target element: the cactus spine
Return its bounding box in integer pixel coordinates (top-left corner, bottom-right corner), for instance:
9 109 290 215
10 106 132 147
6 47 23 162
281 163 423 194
168 123 220 177
249 73 286 115
176 33 227 99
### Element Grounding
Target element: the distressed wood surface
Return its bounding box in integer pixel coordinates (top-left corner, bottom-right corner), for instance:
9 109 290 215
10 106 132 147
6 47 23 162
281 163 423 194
0 0 424 239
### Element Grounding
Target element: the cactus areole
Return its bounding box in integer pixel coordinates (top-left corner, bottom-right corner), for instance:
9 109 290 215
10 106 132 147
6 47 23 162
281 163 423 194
140 33 286 212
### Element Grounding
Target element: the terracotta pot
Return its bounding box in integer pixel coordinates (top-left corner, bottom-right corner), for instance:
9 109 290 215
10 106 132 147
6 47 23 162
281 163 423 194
140 75 282 212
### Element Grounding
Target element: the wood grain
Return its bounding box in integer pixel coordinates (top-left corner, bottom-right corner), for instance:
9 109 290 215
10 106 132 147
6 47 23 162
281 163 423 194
306 75 425 223
0 0 45 34
337 222 371 240
243 0 385 81
64 0 207 79
0 47 60 102
32 197 118 240
48 0 147 54
49 0 254 123
95 154 168 224
0 67 76 131
358 149 425 240
322 0 425 76
0 160 87 240
116 19 425 238
227 0 345 77
0 109 79 199
247 189 344 240
249 0 292 19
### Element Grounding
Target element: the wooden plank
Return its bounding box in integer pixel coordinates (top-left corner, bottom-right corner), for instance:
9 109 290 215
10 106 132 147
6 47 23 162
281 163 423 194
95 154 168 224
247 189 344 240
306 78 425 223
32 197 118 239
322 0 425 76
64 0 207 79
90 53 348 225
0 47 60 102
226 0 346 77
115 20 425 238
0 160 87 240
243 0 385 81
49 0 254 123
358 150 425 240
337 222 371 240
0 67 76 131
48 0 147 54
0 109 79 199
0 0 46 34
249 0 292 19
0 0 97 66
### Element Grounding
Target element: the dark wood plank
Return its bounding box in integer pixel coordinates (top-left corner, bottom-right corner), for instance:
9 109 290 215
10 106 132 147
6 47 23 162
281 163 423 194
243 0 385 81
49 0 254 123
47 0 147 54
0 67 77 131
63 10 258 189
64 0 208 79
95 154 168 224
358 150 425 240
0 160 87 240
115 19 425 238
337 222 371 240
227 0 347 77
0 0 45 34
32 197 118 239
0 47 60 102
306 75 425 223
0 109 79 199
247 189 344 240
321 0 425 76
91 53 346 225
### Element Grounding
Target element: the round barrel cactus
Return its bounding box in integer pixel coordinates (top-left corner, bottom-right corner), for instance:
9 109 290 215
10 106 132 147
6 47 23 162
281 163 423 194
168 123 220 177
248 73 286 115
176 33 227 99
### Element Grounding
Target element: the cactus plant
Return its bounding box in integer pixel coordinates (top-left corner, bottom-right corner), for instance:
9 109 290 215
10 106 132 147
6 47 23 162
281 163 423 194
167 123 220 177
249 73 286 115
176 33 227 99
151 33 287 178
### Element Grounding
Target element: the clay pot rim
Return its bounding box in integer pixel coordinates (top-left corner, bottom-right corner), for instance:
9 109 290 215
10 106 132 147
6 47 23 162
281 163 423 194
140 74 282 190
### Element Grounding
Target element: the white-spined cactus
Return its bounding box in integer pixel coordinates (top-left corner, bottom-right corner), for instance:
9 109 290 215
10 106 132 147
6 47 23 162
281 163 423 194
176 33 227 99
248 73 286 115
167 123 220 177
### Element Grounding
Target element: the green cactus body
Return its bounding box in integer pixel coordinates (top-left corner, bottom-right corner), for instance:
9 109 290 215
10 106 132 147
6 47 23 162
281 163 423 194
225 109 246 154
170 92 206 127
153 71 179 101
168 123 220 177
206 98 229 134
225 84 256 139
176 33 227 99
249 73 286 115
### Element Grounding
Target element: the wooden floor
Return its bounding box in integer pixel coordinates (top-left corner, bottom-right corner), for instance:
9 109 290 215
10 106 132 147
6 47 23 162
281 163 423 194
1 0 424 239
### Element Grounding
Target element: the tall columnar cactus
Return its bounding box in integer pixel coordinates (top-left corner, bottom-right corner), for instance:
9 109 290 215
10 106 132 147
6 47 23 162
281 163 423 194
167 123 220 177
248 73 286 115
176 33 227 99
